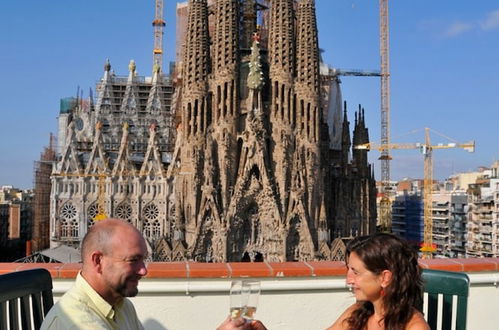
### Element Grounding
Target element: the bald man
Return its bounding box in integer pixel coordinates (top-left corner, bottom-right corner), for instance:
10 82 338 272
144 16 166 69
41 219 255 330
41 219 148 329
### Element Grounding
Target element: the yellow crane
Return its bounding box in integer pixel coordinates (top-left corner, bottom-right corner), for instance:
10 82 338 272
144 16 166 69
356 128 475 258
378 0 392 232
152 0 166 71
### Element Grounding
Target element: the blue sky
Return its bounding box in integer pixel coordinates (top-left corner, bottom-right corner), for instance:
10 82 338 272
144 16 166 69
0 1 498 189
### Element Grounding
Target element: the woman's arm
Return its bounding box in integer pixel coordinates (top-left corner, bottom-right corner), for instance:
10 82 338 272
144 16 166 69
406 311 430 330
325 303 359 330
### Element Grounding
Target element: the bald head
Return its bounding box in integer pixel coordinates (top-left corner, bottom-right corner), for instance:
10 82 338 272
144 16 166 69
81 219 142 264
79 218 148 305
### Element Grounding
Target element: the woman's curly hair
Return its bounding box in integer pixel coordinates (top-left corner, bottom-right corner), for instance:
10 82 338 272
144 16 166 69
345 233 423 330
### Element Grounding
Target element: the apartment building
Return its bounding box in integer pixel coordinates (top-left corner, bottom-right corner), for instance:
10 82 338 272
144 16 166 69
466 177 499 257
432 192 468 258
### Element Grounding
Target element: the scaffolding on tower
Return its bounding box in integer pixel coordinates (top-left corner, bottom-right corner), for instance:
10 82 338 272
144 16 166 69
32 134 57 253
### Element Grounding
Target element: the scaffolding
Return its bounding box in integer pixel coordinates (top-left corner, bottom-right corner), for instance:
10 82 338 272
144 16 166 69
32 133 57 253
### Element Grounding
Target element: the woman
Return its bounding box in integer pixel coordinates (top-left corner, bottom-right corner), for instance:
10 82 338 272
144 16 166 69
327 233 429 330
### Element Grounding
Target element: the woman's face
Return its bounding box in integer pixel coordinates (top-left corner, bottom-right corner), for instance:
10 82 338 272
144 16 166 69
346 252 384 302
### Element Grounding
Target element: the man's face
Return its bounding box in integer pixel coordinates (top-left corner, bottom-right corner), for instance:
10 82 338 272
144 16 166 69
102 227 148 299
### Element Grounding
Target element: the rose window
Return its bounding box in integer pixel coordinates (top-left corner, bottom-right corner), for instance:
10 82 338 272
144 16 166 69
60 203 77 220
143 203 159 221
115 203 133 223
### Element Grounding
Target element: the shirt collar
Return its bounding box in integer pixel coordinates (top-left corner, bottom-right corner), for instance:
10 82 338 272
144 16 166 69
76 272 121 321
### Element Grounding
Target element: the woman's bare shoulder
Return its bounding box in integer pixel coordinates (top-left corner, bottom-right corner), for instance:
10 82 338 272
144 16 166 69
325 303 361 330
406 310 430 330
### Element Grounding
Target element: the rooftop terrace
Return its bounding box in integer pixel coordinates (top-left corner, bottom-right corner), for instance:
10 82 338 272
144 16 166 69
1 258 498 329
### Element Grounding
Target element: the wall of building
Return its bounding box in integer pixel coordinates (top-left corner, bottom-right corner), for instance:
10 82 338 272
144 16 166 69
467 178 499 257
0 187 33 260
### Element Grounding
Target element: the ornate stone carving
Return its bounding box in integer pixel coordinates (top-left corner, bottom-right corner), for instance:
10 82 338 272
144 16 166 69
51 0 376 262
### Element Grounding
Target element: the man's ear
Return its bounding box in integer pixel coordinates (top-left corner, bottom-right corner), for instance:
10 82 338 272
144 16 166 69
90 251 104 273
380 269 393 288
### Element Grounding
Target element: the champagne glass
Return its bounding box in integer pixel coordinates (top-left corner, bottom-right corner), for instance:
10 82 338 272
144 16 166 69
242 280 260 320
230 280 244 319
229 280 261 320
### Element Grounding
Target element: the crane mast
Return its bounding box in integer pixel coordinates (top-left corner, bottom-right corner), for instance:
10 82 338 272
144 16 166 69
379 0 392 231
422 128 434 258
152 0 166 71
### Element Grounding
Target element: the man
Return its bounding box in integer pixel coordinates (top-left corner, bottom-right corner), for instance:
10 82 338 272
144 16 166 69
41 218 259 329
41 219 148 329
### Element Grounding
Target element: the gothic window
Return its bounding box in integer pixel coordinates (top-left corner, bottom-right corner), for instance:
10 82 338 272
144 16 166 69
143 203 159 222
60 202 78 238
87 203 98 228
115 202 133 223
152 220 161 238
143 219 161 240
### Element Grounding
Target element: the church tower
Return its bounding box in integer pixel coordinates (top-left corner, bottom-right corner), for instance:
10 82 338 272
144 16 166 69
176 0 211 248
51 0 377 262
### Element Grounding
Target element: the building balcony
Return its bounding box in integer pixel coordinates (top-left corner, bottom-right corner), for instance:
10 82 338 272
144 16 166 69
474 208 493 214
433 224 449 231
2 259 499 329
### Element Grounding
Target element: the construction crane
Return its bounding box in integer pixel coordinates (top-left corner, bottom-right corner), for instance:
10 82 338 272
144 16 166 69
152 0 166 71
328 68 381 78
326 0 392 231
355 128 475 258
378 0 392 232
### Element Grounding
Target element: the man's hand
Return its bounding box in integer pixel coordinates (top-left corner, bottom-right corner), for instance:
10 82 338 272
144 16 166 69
216 316 268 330
216 316 249 330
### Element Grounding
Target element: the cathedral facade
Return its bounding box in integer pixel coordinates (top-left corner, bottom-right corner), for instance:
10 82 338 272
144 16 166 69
50 0 376 262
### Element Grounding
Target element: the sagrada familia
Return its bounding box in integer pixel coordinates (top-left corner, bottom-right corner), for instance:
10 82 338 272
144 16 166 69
50 0 377 262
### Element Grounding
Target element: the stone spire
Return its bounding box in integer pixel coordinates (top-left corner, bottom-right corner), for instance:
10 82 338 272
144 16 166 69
294 0 322 223
268 0 295 122
241 0 258 49
181 0 210 137
353 105 370 176
267 0 296 215
210 0 240 209
211 0 240 122
176 0 211 247
341 101 351 170
268 0 295 81
146 64 163 113
121 60 139 114
95 59 114 116
212 0 239 82
295 0 320 142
